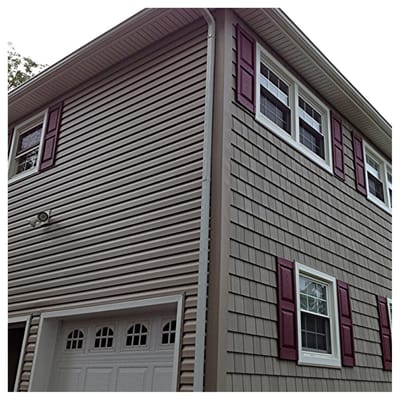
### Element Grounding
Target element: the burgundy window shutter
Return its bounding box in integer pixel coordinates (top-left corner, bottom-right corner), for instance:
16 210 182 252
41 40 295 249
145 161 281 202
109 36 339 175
8 126 14 156
39 102 63 171
331 112 345 180
236 24 256 113
277 257 298 361
337 280 355 367
376 295 392 370
352 131 367 195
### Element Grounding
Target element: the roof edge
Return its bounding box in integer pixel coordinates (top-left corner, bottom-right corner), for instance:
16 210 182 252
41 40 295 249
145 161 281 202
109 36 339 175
267 8 391 136
8 8 155 102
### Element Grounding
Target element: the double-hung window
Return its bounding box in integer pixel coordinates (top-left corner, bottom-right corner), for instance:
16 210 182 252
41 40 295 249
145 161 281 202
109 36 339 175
296 263 341 367
256 44 332 172
259 64 291 134
364 142 392 212
8 111 47 182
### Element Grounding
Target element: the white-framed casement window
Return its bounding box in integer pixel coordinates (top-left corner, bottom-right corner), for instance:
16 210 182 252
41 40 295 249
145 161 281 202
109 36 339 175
8 110 47 182
295 263 341 368
364 142 392 213
255 44 332 172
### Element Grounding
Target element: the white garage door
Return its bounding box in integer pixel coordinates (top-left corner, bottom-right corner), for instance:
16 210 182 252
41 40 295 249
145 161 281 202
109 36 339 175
48 311 177 391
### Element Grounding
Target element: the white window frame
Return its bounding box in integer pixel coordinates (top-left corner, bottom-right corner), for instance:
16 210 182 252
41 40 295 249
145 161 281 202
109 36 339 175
255 43 332 173
8 110 47 183
387 298 392 332
363 141 392 214
295 263 341 368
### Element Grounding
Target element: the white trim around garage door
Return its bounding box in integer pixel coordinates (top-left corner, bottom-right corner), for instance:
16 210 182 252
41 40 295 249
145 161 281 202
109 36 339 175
29 295 184 392
9 315 31 392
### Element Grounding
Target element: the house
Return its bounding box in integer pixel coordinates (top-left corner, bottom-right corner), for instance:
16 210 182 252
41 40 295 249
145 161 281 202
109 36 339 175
8 8 392 392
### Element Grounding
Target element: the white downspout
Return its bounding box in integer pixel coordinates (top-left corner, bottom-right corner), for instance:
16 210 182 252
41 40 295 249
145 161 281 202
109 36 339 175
193 8 215 392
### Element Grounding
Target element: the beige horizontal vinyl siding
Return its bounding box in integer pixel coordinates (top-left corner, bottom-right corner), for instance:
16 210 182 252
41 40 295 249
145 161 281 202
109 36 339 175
225 17 391 391
8 19 208 392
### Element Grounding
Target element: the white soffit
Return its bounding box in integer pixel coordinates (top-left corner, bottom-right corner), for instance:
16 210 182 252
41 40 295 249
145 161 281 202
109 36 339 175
8 8 204 125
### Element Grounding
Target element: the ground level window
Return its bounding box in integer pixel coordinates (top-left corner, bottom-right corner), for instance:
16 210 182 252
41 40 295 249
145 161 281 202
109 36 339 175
296 263 341 367
299 276 331 353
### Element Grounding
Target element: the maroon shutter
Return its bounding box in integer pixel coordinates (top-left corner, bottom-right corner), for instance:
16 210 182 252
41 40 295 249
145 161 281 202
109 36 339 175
8 126 14 156
236 24 256 113
277 257 298 360
376 295 392 370
337 280 355 367
352 131 367 195
39 102 63 171
331 112 345 179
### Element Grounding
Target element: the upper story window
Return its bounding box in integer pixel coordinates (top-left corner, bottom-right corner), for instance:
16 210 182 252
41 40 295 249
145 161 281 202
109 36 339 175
298 97 324 159
259 64 291 134
8 111 46 181
256 44 332 172
296 263 341 367
364 142 392 212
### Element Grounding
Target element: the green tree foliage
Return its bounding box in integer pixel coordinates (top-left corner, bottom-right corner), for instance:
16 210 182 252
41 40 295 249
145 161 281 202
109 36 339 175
8 42 47 91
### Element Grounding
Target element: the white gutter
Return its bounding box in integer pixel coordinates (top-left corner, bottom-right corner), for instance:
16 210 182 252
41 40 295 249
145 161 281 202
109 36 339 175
193 8 215 392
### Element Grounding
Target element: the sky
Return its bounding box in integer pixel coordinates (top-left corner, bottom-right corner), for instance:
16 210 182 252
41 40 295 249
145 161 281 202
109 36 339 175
3 0 397 125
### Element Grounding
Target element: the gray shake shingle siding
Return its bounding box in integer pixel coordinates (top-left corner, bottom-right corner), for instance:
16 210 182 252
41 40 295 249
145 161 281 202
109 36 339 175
226 16 391 391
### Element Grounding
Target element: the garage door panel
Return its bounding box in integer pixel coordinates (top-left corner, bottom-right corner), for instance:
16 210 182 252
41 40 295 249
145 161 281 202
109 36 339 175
115 367 148 392
152 366 173 391
83 367 114 392
53 367 83 391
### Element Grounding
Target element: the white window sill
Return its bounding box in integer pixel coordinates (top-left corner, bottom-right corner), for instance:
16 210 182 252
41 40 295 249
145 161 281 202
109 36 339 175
298 351 342 369
8 168 39 184
255 111 333 174
367 192 392 215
